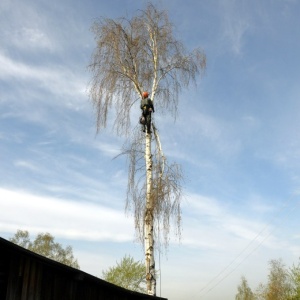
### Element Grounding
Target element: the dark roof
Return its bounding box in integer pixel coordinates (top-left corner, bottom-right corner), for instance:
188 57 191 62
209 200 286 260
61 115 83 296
0 236 167 300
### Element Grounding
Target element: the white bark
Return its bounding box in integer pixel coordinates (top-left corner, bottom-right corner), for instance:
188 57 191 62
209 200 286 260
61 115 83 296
144 130 156 296
90 5 205 296
153 124 165 176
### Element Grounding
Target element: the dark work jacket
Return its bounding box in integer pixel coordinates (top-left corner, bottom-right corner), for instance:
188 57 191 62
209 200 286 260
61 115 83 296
140 98 154 114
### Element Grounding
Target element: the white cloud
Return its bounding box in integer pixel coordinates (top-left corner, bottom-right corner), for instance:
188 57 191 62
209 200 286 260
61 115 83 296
181 193 277 252
0 51 86 100
184 194 223 218
219 0 251 55
12 27 54 51
246 194 276 214
0 188 134 242
14 160 40 172
223 17 250 55
197 116 241 156
93 141 122 158
0 0 61 53
168 110 243 162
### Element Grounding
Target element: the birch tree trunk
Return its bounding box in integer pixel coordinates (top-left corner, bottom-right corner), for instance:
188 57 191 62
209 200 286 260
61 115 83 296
89 4 206 296
144 130 156 295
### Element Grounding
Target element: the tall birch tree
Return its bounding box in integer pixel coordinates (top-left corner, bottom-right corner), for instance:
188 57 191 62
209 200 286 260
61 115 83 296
88 3 206 295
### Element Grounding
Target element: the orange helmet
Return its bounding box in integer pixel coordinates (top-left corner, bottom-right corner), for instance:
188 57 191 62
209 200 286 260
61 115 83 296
142 91 149 98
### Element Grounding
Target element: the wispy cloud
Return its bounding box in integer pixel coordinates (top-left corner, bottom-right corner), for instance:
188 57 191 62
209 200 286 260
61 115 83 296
245 194 276 214
219 0 251 55
181 193 277 252
0 188 134 242
93 141 122 158
164 109 243 163
14 160 40 172
8 146 127 209
11 27 55 51
0 51 86 101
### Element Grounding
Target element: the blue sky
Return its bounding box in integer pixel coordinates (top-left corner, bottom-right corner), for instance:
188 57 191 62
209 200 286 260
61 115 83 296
1 0 300 299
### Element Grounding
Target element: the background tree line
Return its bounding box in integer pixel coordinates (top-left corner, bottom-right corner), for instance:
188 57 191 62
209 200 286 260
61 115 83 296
9 230 146 292
9 229 80 269
236 258 300 300
10 230 300 297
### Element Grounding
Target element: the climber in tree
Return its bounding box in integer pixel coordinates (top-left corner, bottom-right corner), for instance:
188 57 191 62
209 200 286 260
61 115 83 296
140 91 155 133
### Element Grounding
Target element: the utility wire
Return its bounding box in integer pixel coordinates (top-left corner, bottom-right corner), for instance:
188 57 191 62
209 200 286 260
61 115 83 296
159 248 162 298
198 222 277 298
195 194 299 298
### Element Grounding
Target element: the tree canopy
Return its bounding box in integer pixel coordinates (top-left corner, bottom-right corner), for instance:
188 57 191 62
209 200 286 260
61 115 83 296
102 255 146 293
9 230 80 269
89 1 205 250
236 258 300 300
236 276 255 300
89 3 206 135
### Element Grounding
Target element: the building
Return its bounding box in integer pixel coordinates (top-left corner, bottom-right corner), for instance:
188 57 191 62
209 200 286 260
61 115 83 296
0 237 167 300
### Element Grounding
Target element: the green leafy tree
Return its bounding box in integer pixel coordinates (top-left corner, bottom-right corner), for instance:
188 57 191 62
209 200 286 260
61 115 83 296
254 282 268 300
236 276 255 300
102 255 146 293
265 259 291 300
9 230 80 269
288 259 300 300
237 258 300 300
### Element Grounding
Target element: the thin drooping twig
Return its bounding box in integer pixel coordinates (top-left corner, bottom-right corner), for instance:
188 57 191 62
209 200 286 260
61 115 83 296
88 3 206 295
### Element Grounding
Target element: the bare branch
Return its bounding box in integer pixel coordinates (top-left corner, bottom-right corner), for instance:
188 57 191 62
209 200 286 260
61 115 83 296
88 3 206 135
123 126 183 250
88 4 205 295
